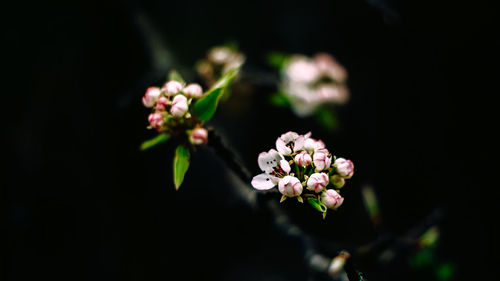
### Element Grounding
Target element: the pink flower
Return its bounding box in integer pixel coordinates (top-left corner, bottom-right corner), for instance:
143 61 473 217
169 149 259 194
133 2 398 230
155 97 169 111
278 176 303 197
189 127 208 145
316 84 349 104
170 95 189 117
142 87 161 108
183 83 203 98
321 189 344 210
313 148 332 171
334 158 354 179
251 173 280 190
330 175 345 188
258 149 282 174
307 173 329 193
276 131 306 156
294 151 312 167
148 113 164 130
162 80 183 95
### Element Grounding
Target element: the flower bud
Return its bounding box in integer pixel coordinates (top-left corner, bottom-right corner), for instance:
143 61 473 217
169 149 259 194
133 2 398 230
162 80 183 95
294 151 312 167
334 158 354 179
330 174 345 188
189 127 208 145
142 87 161 108
307 173 329 193
278 176 303 197
148 113 164 130
280 159 291 174
313 148 332 171
183 83 203 98
321 189 344 210
155 96 169 111
170 95 189 117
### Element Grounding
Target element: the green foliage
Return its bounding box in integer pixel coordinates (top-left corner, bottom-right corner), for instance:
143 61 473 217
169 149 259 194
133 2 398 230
194 68 239 121
315 107 339 131
269 92 290 107
267 51 289 70
307 197 327 213
168 69 186 84
436 263 454 281
173 145 190 190
140 133 170 151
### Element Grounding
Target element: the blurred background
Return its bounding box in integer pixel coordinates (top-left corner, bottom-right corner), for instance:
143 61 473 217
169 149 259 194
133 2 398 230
5 0 495 280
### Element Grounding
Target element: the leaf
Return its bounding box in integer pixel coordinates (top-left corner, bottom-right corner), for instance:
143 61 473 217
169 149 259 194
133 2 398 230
168 69 185 84
173 145 190 190
269 92 290 107
194 68 239 121
140 134 170 151
315 107 339 131
267 52 289 70
307 198 327 213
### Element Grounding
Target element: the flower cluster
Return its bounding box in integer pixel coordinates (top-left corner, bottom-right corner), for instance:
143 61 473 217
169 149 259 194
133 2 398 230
196 46 245 87
142 80 208 145
281 53 349 117
251 131 354 217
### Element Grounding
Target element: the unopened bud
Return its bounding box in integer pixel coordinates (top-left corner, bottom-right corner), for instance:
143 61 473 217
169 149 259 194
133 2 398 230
162 80 183 95
330 174 345 188
189 127 208 145
155 97 169 111
183 83 203 98
170 95 189 117
142 87 161 108
148 113 164 130
334 158 354 179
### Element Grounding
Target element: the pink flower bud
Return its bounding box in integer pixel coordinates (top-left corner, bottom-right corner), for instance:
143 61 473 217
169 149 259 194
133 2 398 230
334 158 354 179
313 148 332 171
330 174 345 188
294 151 312 167
183 83 203 98
162 80 183 95
170 95 189 117
189 127 208 145
321 189 344 210
155 96 169 111
148 113 164 130
278 176 303 197
142 87 161 108
307 173 329 193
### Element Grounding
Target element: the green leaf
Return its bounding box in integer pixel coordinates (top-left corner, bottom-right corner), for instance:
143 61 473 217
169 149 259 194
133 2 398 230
168 69 185 84
194 68 239 121
140 134 170 151
173 145 190 190
269 92 290 107
307 198 327 213
315 107 339 131
267 52 289 70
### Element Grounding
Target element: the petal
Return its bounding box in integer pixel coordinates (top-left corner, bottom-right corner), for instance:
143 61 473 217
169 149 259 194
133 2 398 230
280 160 291 174
294 135 305 152
251 173 277 190
276 138 291 155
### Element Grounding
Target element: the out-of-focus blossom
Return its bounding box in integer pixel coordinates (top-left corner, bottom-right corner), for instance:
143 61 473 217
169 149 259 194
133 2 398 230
142 87 161 108
183 83 203 98
155 97 169 111
197 45 245 88
163 80 183 95
148 113 164 130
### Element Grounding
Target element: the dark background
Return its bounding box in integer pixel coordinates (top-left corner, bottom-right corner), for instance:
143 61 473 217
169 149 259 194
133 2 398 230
5 0 495 280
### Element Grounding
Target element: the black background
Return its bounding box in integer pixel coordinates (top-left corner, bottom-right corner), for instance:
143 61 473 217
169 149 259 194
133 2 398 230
6 0 495 280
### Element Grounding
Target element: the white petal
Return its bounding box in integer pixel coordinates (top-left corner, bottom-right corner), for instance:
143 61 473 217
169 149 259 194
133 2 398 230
280 160 291 174
251 173 277 190
294 135 305 152
276 137 291 155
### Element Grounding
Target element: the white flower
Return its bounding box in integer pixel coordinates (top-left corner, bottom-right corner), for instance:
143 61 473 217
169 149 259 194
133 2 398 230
189 127 208 145
276 131 306 156
170 95 189 117
142 87 161 108
285 55 320 84
183 83 203 98
304 137 325 152
251 173 280 190
162 80 183 95
307 173 329 193
313 148 332 171
257 149 282 174
316 84 349 104
334 158 354 179
278 176 303 197
294 151 312 167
